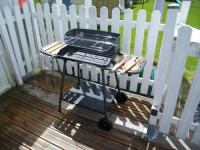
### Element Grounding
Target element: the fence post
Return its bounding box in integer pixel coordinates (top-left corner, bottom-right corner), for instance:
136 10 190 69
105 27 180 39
159 26 192 134
149 4 179 125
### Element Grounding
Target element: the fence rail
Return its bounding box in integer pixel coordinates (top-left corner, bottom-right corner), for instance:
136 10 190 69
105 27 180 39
0 2 199 146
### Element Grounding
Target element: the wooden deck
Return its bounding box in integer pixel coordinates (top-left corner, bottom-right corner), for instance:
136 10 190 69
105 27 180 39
0 71 171 150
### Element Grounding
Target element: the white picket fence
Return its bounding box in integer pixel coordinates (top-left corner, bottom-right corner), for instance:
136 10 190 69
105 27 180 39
0 1 199 146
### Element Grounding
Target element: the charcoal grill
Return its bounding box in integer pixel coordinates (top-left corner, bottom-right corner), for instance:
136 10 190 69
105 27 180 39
56 29 124 130
41 29 145 131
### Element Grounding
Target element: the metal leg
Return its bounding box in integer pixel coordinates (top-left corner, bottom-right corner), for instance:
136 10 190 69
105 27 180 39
77 62 80 84
101 68 107 118
51 56 55 86
98 68 113 131
114 71 128 103
58 60 67 112
114 71 121 93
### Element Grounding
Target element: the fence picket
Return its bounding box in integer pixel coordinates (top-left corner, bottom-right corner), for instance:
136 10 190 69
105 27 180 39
0 11 23 85
99 7 109 83
60 4 69 35
79 6 89 79
111 8 120 33
149 4 179 125
23 3 39 70
140 10 161 94
69 5 77 29
100 7 108 31
29 0 42 53
14 5 33 73
36 3 47 46
52 4 63 41
4 7 26 77
130 9 146 92
176 59 200 139
110 8 120 87
88 6 98 82
159 26 192 134
69 5 78 76
120 9 133 89
44 3 54 43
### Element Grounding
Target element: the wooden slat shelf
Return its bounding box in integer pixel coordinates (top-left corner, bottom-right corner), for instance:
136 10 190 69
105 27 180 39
0 71 170 149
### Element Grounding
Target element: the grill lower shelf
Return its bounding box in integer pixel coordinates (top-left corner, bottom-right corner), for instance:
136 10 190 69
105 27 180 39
62 80 117 113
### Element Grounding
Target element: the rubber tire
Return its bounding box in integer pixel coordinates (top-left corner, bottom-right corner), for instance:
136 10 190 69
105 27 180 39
115 92 128 103
98 117 113 131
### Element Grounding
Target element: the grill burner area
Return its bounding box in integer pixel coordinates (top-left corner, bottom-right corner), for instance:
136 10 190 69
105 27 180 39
64 29 119 53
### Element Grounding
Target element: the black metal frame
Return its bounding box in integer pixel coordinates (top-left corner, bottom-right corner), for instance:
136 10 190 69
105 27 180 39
58 60 121 120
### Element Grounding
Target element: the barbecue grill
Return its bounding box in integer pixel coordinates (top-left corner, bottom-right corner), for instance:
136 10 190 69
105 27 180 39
41 29 145 131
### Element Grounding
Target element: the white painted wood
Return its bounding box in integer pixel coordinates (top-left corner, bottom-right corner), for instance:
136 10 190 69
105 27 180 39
120 9 133 90
79 5 86 29
109 8 120 87
159 26 192 134
0 37 13 86
60 4 69 35
191 125 200 146
99 7 109 83
176 59 200 139
52 4 63 41
130 9 146 92
100 7 108 31
14 5 33 73
69 5 78 76
0 11 23 85
149 4 179 125
121 9 132 54
69 5 77 29
4 6 26 77
152 4 179 106
44 3 54 43
177 0 191 24
133 10 146 56
88 6 97 82
79 5 89 80
140 10 161 94
23 3 39 70
28 0 42 67
36 3 47 46
88 6 97 30
111 8 120 34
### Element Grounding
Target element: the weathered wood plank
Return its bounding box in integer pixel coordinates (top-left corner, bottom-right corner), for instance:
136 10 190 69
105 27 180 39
6 89 148 149
0 102 88 150
0 117 61 150
0 133 30 150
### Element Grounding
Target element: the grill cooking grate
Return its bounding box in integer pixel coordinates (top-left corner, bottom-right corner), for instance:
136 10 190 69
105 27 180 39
64 32 117 52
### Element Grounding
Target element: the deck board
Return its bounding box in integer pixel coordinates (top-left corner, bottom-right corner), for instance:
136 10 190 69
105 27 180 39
0 71 174 150
5 89 148 149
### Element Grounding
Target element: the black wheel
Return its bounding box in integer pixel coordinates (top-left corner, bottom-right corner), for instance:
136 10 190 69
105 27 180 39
115 92 128 103
98 117 113 131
